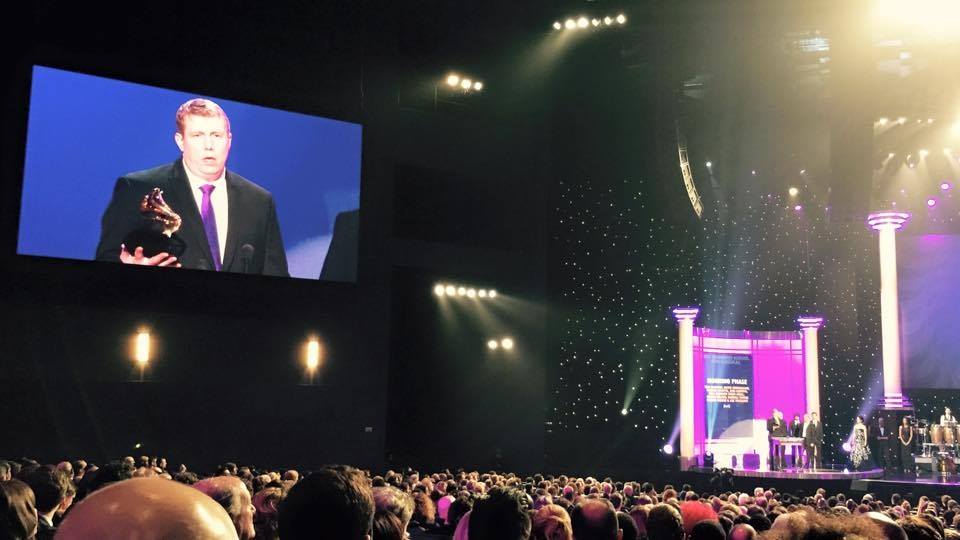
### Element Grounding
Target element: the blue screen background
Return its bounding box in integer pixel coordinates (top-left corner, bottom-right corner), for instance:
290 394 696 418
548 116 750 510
17 66 362 280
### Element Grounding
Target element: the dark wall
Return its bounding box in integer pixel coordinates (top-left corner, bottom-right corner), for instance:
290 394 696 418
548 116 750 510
0 2 550 472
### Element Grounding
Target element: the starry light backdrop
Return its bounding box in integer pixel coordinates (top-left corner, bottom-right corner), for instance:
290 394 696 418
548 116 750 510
549 160 960 466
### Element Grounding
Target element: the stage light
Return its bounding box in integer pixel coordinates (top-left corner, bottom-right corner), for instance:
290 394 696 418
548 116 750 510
603 16 613 25
446 74 460 87
889 152 896 158
842 442 851 452
878 117 889 125
135 331 150 365
751 170 757 175
941 182 952 190
919 149 929 158
306 339 321 370
662 444 674 455
488 290 498 298
434 284 445 296
794 205 803 211
473 81 483 91
800 169 806 174
134 443 142 449
487 340 499 350
565 19 576 29
927 198 937 207
467 288 477 298
553 21 562 30
906 154 918 168
577 17 589 28
461 79 472 90
621 408 628 416
898 117 907 124
501 337 514 350
788 187 799 196
478 289 488 298
445 285 456 296
457 287 466 296
616 13 627 24
705 161 712 168
928 118 935 124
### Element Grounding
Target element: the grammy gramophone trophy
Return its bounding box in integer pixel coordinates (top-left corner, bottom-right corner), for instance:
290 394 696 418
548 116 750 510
121 188 187 258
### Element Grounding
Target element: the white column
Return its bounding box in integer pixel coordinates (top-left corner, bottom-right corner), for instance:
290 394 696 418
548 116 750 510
797 317 824 417
867 212 910 408
673 307 699 471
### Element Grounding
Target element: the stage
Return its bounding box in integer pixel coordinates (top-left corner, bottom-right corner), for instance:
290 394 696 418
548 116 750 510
689 466 884 481
687 467 960 498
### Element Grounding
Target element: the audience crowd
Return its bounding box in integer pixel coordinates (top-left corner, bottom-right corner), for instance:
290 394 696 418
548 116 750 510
0 455 957 539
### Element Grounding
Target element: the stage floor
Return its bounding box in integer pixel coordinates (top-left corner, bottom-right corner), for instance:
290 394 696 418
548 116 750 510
690 466 884 480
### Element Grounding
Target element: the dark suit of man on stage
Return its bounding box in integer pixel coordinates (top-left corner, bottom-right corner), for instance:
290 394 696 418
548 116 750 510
95 99 288 276
767 409 789 470
870 417 895 474
804 412 824 470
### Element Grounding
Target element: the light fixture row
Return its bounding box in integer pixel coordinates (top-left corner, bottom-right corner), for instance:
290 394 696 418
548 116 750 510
553 14 627 31
434 283 497 299
444 74 484 92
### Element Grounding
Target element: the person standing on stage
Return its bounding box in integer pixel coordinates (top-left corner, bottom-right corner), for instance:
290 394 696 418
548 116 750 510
790 414 803 437
766 409 788 470
870 416 893 475
804 412 824 470
899 417 916 474
941 407 956 425
850 416 871 470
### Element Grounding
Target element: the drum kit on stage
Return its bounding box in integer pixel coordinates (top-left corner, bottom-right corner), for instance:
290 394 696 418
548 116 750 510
919 420 958 475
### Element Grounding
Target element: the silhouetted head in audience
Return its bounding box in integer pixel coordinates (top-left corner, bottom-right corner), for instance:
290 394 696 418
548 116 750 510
532 504 573 540
23 466 75 526
252 486 283 540
193 476 256 540
690 520 725 540
616 511 639 540
469 486 532 540
0 479 37 540
0 462 10 482
372 486 414 532
56 477 239 539
646 503 683 540
279 464 374 540
571 498 621 540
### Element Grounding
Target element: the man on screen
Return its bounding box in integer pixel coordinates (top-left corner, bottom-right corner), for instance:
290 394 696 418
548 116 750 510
95 98 288 276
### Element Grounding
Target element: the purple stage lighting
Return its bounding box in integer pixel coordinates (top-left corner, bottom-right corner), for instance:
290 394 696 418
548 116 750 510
941 182 952 191
927 198 937 207
794 205 802 211
842 442 851 452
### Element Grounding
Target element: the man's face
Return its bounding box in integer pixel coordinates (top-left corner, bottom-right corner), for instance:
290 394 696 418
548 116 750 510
175 114 232 181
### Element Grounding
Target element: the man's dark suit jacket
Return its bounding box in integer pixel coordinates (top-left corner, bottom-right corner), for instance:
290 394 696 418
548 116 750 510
767 418 788 438
96 160 288 276
804 422 823 446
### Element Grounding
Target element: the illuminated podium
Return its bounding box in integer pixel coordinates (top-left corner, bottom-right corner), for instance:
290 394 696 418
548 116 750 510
771 436 806 471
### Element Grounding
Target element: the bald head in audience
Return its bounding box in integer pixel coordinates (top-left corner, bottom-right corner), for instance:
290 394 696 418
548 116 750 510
193 476 256 540
571 498 621 540
728 523 758 540
56 477 239 539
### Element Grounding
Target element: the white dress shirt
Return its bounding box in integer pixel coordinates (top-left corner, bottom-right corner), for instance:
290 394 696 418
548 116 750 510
183 160 229 263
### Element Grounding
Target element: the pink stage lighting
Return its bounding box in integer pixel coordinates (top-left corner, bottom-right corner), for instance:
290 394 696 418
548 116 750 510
941 182 952 191
927 198 937 207
793 205 802 211
842 442 851 452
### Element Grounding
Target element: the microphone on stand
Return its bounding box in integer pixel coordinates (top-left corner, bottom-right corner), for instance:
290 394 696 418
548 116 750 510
240 244 255 274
